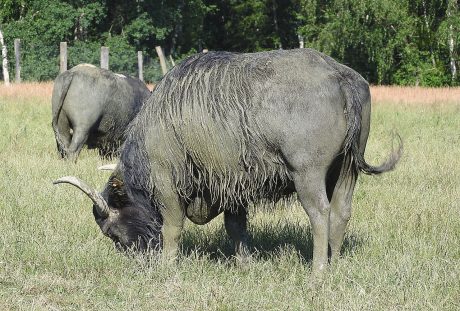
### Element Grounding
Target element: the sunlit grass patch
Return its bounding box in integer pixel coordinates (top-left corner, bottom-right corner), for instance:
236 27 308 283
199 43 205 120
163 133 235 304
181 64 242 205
0 87 459 310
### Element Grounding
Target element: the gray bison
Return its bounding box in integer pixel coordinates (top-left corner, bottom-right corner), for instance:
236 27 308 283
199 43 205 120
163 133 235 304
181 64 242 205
55 49 402 276
51 64 151 161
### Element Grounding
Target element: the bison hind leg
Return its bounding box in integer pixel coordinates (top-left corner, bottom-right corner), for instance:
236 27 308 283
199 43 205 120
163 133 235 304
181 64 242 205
67 127 89 162
292 169 331 276
54 112 72 158
327 153 357 262
224 205 251 261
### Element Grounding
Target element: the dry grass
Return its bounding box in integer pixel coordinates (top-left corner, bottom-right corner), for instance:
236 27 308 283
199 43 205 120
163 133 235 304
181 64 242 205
1 82 459 106
0 82 154 102
0 83 459 310
0 82 53 103
370 85 460 106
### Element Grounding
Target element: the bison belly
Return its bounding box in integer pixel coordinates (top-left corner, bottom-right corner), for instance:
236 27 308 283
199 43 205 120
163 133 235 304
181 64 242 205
186 197 222 225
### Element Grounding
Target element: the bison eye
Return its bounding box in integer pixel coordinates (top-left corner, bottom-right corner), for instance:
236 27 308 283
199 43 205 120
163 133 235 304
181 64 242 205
107 231 118 242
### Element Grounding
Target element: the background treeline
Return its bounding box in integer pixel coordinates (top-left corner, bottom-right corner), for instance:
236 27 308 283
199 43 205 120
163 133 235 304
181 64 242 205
1 0 459 85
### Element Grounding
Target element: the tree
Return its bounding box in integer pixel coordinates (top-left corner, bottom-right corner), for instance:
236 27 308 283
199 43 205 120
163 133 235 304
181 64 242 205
0 27 10 85
445 0 459 83
1 0 458 85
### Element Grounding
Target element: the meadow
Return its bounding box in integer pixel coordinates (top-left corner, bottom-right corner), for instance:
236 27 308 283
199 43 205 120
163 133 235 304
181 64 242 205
0 83 459 310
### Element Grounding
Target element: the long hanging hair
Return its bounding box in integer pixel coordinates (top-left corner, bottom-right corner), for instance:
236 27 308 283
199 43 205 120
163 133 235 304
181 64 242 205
121 51 293 209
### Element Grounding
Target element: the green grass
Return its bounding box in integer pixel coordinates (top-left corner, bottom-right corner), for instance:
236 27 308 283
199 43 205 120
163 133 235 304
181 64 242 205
0 95 459 310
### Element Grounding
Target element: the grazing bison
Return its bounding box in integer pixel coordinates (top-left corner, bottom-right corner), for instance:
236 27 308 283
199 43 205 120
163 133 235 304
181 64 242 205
51 64 151 161
55 49 402 275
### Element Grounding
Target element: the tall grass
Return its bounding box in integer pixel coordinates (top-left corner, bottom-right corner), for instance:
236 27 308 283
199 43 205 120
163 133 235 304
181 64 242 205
370 85 460 106
0 83 459 310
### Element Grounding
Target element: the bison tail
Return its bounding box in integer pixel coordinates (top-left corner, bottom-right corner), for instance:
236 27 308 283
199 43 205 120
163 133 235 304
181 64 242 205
52 71 74 157
353 133 403 175
339 71 403 176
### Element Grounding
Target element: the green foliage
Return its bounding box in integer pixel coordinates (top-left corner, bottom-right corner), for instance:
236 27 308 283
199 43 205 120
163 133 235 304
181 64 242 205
393 48 450 86
124 12 156 46
72 2 106 41
103 35 137 75
3 0 76 81
0 0 25 23
0 0 459 85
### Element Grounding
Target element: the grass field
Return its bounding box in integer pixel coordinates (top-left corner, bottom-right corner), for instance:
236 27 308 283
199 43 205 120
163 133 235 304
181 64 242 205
0 83 459 310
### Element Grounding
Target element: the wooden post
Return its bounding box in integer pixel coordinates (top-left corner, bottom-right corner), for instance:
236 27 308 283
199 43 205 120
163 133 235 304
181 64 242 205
14 39 21 82
137 51 143 81
60 42 67 73
101 46 109 70
169 55 176 67
155 46 168 75
298 35 304 49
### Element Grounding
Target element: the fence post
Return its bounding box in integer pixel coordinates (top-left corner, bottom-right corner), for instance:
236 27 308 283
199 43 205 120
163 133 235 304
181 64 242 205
169 55 176 67
101 46 109 70
14 39 21 82
60 42 67 73
155 46 168 75
138 51 143 81
298 35 304 49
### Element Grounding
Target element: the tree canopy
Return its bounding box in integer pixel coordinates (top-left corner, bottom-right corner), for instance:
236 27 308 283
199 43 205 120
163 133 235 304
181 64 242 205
1 0 459 85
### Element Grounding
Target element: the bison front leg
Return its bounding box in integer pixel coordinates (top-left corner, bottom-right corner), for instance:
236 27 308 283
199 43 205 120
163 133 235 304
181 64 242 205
224 205 250 260
293 170 330 277
154 172 185 259
159 198 185 258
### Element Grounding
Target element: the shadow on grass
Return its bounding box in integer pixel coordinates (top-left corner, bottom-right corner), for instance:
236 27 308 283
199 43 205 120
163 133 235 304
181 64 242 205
180 221 364 263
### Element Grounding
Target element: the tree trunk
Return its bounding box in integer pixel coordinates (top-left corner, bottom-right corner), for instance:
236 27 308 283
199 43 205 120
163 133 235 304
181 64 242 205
448 25 457 81
0 27 10 86
155 46 168 75
74 13 85 41
171 0 185 56
298 34 304 48
14 39 21 83
272 0 282 49
447 0 458 82
422 0 436 67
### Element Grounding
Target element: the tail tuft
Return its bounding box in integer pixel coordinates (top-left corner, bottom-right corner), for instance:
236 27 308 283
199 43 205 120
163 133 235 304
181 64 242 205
356 133 403 175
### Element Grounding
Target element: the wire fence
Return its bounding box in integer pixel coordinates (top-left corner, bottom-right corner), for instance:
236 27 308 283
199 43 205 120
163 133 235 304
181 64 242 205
0 39 175 83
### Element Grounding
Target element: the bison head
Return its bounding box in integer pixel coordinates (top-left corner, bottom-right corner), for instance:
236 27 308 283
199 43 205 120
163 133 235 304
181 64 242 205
54 173 162 252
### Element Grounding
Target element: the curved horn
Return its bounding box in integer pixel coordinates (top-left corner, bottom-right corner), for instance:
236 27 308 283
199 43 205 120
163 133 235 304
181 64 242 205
53 176 110 218
98 164 117 171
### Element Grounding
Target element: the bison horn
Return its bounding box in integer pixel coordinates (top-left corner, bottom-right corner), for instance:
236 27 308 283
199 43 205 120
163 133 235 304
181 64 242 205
98 164 117 171
53 176 110 218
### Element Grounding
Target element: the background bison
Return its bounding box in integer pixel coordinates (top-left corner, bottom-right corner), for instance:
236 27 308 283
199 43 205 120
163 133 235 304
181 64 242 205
51 64 151 161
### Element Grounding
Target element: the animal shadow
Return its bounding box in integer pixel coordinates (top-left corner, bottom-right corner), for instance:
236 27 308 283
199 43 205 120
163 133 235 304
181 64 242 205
180 220 364 263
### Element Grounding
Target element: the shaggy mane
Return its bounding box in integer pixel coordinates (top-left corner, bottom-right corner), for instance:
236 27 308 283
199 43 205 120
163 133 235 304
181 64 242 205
121 51 292 209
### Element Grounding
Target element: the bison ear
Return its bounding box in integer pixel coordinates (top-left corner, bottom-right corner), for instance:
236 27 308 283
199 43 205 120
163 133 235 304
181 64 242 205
109 177 126 197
